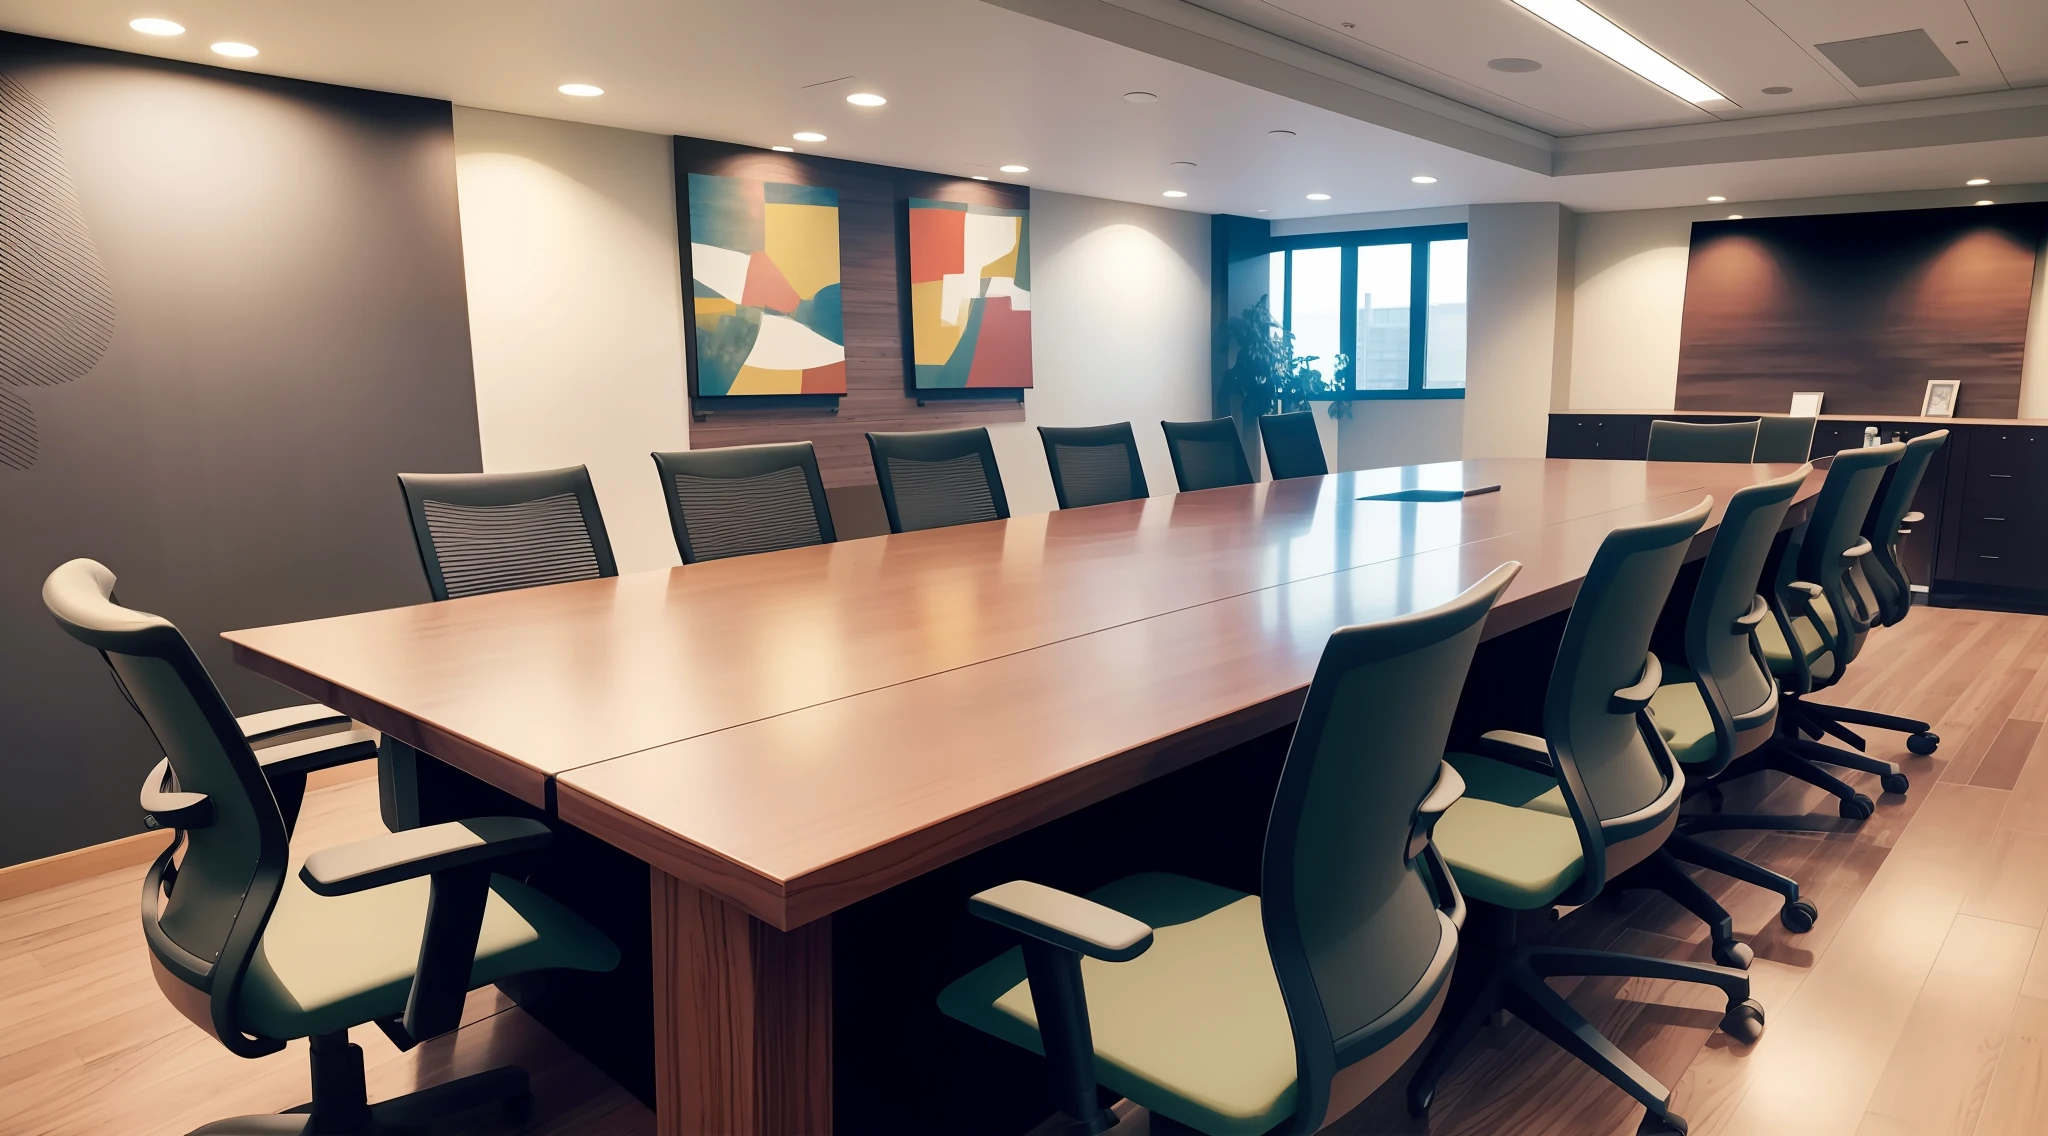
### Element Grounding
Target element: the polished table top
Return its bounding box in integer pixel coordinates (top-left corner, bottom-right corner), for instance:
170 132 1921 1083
226 458 1820 929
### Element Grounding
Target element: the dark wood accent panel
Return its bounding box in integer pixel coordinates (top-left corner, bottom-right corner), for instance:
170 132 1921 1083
674 138 1026 488
652 870 832 1136
1675 205 2045 418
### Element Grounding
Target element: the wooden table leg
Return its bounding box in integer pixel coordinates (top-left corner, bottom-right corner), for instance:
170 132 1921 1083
652 869 833 1135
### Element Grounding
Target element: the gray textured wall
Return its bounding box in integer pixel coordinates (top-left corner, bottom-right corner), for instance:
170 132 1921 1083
0 34 481 868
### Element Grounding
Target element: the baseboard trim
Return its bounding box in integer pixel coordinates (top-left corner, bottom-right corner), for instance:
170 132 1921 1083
0 760 375 903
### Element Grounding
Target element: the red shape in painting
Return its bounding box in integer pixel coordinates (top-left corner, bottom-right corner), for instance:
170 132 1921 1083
909 208 965 284
800 361 847 394
965 297 1033 388
740 250 801 313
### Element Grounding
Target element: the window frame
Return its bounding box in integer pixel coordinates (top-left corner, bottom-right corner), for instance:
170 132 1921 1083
1267 222 1468 401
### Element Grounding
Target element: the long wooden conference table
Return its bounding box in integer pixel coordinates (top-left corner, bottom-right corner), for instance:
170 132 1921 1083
224 457 1821 1136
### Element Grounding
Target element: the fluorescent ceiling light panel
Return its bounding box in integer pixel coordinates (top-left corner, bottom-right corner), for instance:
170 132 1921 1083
1509 0 1725 104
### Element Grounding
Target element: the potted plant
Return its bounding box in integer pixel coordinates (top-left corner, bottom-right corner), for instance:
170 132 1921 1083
1221 295 1351 421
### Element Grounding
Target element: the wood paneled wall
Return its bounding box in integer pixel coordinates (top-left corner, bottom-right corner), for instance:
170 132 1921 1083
1676 203 2046 418
675 138 1027 488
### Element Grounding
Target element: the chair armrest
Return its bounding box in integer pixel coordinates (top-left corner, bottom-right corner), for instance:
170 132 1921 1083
1786 580 1823 598
301 817 551 897
1734 594 1768 631
256 726 379 779
1409 761 1465 862
139 758 211 831
239 703 352 745
1842 538 1872 559
970 881 1153 962
1473 730 1553 773
1902 512 1924 525
1611 652 1663 714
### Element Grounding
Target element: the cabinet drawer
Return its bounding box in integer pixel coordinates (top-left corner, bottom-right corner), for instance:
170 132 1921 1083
1967 429 2048 479
1954 513 2038 587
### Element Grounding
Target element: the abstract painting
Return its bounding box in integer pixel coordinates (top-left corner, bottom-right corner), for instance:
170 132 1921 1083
687 172 845 396
907 199 1031 389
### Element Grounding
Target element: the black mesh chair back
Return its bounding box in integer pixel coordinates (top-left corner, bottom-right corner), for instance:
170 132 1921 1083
397 467 617 601
43 559 291 1056
1038 423 1149 509
867 427 1010 533
652 442 836 563
1260 562 1518 1131
1161 417 1254 492
1795 443 1902 666
1861 431 1946 625
1545 499 1710 900
1260 411 1329 480
1646 419 1759 463
1752 417 1817 463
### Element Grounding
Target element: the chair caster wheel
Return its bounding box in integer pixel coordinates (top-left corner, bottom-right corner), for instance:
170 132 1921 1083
1908 732 1939 756
1713 938 1754 970
1406 1086 1434 1120
1881 772 1910 795
1839 793 1875 820
1637 1109 1690 1135
1720 998 1766 1045
1781 898 1818 933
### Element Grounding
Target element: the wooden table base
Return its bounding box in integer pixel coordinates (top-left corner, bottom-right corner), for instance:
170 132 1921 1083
653 870 834 1135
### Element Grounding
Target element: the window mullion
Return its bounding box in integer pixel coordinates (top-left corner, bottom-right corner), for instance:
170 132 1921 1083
1408 240 1430 394
1338 245 1358 395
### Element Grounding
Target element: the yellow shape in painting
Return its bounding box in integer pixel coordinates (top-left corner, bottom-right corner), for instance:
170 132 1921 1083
912 280 968 366
728 365 803 394
695 296 737 328
980 217 1021 281
763 203 840 300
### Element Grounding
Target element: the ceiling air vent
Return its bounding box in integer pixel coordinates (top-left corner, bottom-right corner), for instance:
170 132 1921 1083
1813 29 1960 87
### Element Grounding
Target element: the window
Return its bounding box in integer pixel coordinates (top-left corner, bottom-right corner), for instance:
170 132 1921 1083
1265 224 1467 399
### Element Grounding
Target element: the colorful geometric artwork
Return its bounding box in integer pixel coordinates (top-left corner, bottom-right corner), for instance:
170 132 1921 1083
907 199 1032 389
687 173 845 396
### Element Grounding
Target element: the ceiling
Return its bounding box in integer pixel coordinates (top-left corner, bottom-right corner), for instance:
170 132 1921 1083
0 0 2044 219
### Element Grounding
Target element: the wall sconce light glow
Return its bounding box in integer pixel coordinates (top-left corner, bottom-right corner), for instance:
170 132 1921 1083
210 41 258 58
792 131 827 143
771 146 795 152
999 164 1029 174
129 17 184 35
558 83 604 97
1976 200 1995 206
846 92 887 107
1966 178 1990 186
1162 190 1188 198
1411 175 1438 184
1706 195 1726 202
1508 0 1725 104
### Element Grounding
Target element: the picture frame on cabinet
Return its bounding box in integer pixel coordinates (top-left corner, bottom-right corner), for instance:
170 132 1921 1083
1921 380 1959 418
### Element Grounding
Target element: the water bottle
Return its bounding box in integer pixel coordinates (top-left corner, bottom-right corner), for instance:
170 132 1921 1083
1863 426 1879 448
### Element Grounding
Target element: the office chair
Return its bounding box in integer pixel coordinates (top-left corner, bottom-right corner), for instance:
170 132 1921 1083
1752 416 1818 463
396 466 617 601
1641 465 1819 965
940 563 1522 1136
652 441 835 563
1410 500 1764 1136
1161 417 1255 491
1645 418 1760 462
867 427 1010 533
1038 423 1149 509
43 559 619 1136
1860 431 1947 626
1258 411 1328 479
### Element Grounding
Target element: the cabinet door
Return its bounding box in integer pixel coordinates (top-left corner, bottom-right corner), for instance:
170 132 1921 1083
1952 428 2047 588
1811 421 1861 458
1549 417 1632 459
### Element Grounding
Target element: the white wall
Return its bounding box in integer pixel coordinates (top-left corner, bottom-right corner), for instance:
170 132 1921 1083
1568 182 2048 413
1464 202 1571 458
994 190 1214 515
452 107 692 574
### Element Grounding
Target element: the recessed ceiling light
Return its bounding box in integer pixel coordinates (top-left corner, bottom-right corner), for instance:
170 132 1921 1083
1268 129 1297 138
129 17 183 36
771 146 795 152
1976 200 1995 206
1509 0 1725 104
1163 190 1188 198
1412 175 1438 184
1727 214 1744 220
793 131 827 143
1169 161 1197 169
210 41 258 58
1124 91 1158 103
1488 57 1542 73
1256 208 1271 213
1707 195 1726 202
1762 86 1793 95
846 92 886 107
971 175 989 181
999 164 1029 173
1306 193 1331 201
558 83 604 97
1966 178 1990 186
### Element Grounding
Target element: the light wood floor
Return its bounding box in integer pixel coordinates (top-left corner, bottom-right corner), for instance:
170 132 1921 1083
5 604 2046 1136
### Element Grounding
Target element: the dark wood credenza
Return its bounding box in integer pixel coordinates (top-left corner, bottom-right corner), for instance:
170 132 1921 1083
1547 412 2048 612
